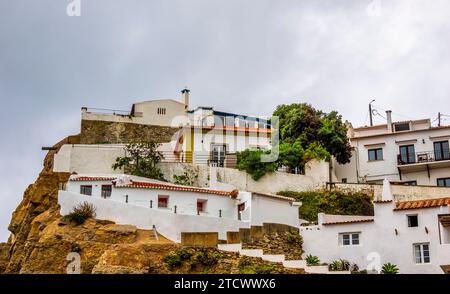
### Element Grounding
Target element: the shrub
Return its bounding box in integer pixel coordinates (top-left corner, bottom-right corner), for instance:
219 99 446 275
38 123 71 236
305 255 320 266
328 259 350 271
286 229 303 245
236 149 278 181
239 264 277 274
175 248 193 261
277 190 374 222
381 263 399 274
195 249 221 266
163 254 183 269
64 202 96 225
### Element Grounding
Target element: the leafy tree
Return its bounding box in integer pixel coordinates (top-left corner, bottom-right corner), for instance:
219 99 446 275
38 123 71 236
273 103 352 166
236 149 278 181
112 142 165 180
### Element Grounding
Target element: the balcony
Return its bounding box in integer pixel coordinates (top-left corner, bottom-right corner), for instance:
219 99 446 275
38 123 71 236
397 151 450 173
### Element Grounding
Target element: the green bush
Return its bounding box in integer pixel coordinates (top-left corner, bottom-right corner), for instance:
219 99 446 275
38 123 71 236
305 255 320 266
195 249 221 266
236 149 278 181
63 202 96 225
239 264 277 274
175 248 193 261
286 230 303 245
163 254 183 269
328 259 351 271
278 190 374 222
381 263 399 274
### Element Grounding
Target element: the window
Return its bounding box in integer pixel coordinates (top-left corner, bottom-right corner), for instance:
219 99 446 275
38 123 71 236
414 243 430 264
394 122 410 132
434 141 450 161
339 232 360 246
342 178 348 183
80 185 92 196
197 200 207 213
368 148 383 161
407 215 418 227
101 185 112 198
158 195 169 208
399 145 416 164
437 178 450 187
403 181 417 186
157 107 166 115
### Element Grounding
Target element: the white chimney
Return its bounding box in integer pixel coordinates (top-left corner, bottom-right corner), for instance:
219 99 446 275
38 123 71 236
381 178 393 202
209 162 217 188
386 110 393 132
181 88 190 111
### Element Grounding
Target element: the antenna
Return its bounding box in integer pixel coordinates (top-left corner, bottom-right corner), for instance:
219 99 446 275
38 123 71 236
369 99 376 126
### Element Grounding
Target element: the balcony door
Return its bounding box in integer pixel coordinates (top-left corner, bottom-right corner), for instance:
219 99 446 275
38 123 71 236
399 145 416 164
211 144 227 167
434 141 450 161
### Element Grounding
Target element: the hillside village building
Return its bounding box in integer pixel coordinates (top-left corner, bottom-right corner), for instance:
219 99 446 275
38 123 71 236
80 89 272 166
301 180 450 274
59 173 300 242
334 110 450 186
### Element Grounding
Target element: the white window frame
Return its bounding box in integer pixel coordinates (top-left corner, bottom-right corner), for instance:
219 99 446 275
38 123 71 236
339 232 361 246
413 243 430 264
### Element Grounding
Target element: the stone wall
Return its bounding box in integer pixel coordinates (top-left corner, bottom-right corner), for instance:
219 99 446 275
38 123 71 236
181 232 219 247
80 119 179 144
240 223 302 260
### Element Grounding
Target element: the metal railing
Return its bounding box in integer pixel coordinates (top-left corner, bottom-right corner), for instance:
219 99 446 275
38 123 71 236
397 150 450 165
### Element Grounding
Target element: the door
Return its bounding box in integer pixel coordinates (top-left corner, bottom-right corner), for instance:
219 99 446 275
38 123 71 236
434 141 450 161
399 145 416 164
211 144 226 167
237 203 246 221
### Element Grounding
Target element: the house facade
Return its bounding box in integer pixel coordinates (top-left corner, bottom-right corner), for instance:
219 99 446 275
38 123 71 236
59 174 300 241
301 180 450 274
334 110 450 186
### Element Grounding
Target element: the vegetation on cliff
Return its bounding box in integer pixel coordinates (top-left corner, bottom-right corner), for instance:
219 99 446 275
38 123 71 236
278 190 374 222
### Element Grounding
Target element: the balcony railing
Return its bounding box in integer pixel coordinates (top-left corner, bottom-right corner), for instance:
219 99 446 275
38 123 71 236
397 150 450 165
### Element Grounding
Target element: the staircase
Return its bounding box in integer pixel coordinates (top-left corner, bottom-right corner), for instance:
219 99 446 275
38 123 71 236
218 243 349 274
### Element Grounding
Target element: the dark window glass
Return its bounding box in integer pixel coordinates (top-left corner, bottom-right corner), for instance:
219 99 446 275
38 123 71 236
394 123 410 132
399 145 415 164
437 178 450 187
101 185 112 198
403 181 417 186
342 234 350 245
80 185 92 196
408 215 418 227
368 148 383 161
351 233 360 245
434 141 450 161
158 196 169 208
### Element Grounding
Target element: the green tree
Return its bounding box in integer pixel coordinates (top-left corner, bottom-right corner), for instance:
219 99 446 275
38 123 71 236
112 142 165 180
236 149 278 181
274 103 352 165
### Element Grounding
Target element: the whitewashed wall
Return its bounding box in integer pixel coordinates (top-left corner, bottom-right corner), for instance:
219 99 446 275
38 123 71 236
250 194 300 227
59 191 249 242
301 202 450 274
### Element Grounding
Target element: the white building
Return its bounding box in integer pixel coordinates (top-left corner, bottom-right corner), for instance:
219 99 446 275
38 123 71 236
334 111 450 186
301 180 450 274
80 89 272 166
58 174 300 242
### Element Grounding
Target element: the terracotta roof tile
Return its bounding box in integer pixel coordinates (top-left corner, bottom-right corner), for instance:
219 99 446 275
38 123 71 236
115 180 233 197
394 197 450 211
70 176 116 182
323 219 374 225
321 214 374 226
252 192 296 202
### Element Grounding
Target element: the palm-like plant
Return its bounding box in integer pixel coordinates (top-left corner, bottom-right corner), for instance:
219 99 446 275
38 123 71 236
381 263 399 274
305 255 320 266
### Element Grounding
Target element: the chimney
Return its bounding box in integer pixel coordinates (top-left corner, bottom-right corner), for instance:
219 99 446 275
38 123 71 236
386 110 393 132
209 162 217 188
181 88 190 111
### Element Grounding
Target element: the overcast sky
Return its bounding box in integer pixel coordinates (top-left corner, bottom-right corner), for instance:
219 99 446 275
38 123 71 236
1 0 450 241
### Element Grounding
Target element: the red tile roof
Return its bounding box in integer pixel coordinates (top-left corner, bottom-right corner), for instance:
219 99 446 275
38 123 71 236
373 200 393 203
115 180 234 197
252 192 296 202
394 197 450 211
323 219 374 225
70 176 117 182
